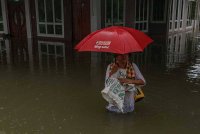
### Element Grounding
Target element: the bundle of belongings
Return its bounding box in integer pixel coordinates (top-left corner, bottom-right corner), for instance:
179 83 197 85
101 78 144 113
101 78 125 112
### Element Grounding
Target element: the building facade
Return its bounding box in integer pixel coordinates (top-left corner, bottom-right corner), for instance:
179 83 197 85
0 0 199 41
0 0 199 65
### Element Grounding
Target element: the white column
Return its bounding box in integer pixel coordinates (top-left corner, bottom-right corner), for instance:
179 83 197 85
90 0 101 32
1 0 8 34
90 0 102 85
25 0 32 38
90 0 102 60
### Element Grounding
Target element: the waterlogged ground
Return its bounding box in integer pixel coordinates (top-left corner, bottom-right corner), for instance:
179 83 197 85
0 42 200 134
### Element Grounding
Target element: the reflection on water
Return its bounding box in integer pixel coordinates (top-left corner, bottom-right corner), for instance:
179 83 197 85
38 41 66 72
187 43 200 85
187 59 200 79
166 32 200 85
0 40 10 64
166 32 193 69
0 34 199 134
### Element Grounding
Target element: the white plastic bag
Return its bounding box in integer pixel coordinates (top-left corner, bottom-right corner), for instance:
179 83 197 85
101 78 125 112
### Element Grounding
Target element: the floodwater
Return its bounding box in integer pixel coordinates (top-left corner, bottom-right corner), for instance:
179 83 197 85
0 35 200 134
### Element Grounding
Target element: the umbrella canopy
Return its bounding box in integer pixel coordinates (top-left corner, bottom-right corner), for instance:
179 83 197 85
75 26 153 54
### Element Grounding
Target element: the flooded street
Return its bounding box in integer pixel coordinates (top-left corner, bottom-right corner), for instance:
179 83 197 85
0 0 199 133
0 37 200 134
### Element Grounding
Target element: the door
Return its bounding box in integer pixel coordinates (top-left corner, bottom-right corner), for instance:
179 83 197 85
7 0 27 39
72 0 91 42
7 0 28 64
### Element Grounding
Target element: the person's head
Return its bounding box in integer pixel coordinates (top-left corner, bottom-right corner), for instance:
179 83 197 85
114 54 129 65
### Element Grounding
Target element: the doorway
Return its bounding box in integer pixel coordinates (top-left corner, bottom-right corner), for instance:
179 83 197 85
72 0 91 43
7 0 27 39
7 0 28 64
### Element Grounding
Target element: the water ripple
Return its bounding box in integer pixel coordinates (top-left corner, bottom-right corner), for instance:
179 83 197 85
187 56 200 83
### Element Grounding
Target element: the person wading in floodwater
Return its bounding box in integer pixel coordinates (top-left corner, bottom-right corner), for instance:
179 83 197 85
104 54 146 113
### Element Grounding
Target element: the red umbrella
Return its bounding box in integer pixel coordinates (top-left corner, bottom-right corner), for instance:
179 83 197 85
75 26 153 54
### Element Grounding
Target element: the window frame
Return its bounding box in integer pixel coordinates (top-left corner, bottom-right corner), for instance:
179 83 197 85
0 0 7 33
186 1 194 28
174 0 179 30
35 0 64 38
134 0 149 32
104 0 125 27
179 0 184 30
169 0 186 32
169 0 174 31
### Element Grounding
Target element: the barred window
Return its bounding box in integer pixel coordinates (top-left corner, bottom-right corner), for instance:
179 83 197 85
135 0 149 32
105 0 124 27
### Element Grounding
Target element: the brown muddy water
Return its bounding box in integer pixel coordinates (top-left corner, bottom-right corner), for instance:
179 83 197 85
0 37 200 134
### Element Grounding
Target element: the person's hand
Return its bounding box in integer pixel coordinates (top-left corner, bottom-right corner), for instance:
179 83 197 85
109 63 118 76
118 78 133 84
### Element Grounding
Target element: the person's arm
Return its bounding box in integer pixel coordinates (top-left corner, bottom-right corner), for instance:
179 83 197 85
108 63 118 77
105 64 114 86
132 63 146 85
105 63 119 86
118 63 146 86
118 78 144 85
105 65 110 86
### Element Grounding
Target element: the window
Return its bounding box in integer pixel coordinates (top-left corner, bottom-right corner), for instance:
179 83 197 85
174 0 184 30
174 0 179 29
151 0 166 22
135 0 149 32
35 0 64 37
187 1 196 27
0 0 6 32
105 0 124 27
169 0 173 30
179 0 184 29
169 0 185 31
